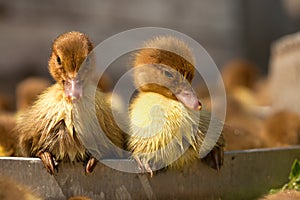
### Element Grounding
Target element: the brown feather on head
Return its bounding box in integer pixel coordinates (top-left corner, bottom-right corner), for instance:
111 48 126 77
133 48 195 83
48 31 94 102
132 36 201 111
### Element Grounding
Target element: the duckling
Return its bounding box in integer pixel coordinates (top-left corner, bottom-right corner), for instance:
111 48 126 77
221 59 270 108
16 77 51 111
127 36 225 175
221 59 259 92
0 112 16 156
0 176 42 200
221 95 265 150
0 78 50 157
0 94 13 111
270 32 300 114
216 59 270 150
16 31 124 175
260 111 300 147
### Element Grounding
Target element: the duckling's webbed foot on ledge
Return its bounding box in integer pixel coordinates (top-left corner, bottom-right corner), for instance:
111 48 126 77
201 147 224 171
38 151 57 175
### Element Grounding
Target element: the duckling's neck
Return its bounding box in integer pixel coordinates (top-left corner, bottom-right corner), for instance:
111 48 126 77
130 92 183 130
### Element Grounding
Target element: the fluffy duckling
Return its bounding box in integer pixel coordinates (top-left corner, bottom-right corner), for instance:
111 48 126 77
0 94 13 111
221 95 265 150
221 59 269 107
0 176 42 200
0 112 16 156
16 77 51 111
127 36 225 175
16 31 124 175
221 59 271 111
260 111 300 147
270 32 300 114
221 59 259 92
0 77 50 157
216 59 270 150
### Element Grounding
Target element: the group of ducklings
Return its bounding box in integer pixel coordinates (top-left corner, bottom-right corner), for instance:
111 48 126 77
0 31 225 176
0 31 300 199
0 31 299 175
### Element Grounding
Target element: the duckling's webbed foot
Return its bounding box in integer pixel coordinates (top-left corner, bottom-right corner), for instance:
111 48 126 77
85 156 97 174
202 147 224 171
38 151 57 175
134 155 153 177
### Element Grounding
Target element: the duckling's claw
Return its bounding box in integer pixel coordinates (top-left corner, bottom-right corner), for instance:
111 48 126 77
85 157 97 174
144 163 153 177
134 155 144 171
38 151 57 175
202 147 224 171
134 156 153 177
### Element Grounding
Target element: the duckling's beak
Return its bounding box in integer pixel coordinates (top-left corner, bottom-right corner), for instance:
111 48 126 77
64 78 83 103
175 88 202 111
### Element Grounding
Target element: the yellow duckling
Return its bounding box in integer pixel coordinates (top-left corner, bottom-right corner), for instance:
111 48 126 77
127 36 225 175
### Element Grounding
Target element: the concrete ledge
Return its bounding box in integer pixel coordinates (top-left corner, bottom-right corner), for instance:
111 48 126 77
1 147 300 199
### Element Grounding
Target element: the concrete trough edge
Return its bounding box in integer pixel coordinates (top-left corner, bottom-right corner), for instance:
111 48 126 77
1 146 300 200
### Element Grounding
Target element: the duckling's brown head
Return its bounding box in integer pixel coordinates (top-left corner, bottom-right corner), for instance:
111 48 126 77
133 36 201 111
133 36 195 82
48 31 94 102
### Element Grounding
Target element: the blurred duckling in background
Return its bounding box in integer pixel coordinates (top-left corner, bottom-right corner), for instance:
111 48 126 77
0 92 15 157
98 73 125 114
0 94 14 111
269 32 300 114
0 77 50 157
214 59 269 150
0 112 16 156
16 31 125 175
16 77 51 111
260 111 300 147
221 96 265 150
221 58 270 108
127 36 225 176
97 73 113 93
0 176 42 200
222 59 259 92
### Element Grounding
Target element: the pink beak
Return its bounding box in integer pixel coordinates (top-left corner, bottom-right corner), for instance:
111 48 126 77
175 89 202 111
64 78 83 103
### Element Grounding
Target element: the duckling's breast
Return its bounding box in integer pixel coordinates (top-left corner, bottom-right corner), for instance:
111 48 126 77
28 84 87 162
128 92 197 165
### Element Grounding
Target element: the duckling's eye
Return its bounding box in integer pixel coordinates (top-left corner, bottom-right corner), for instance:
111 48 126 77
163 70 174 78
57 56 61 65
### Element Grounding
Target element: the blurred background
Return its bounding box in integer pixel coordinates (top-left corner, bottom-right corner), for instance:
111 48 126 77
1 0 300 99
2 0 300 153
